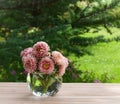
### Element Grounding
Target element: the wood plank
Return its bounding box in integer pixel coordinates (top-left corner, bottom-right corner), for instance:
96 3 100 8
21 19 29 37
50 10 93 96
0 83 120 104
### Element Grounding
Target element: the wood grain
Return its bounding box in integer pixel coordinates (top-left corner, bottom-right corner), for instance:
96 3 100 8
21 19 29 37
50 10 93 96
0 83 120 104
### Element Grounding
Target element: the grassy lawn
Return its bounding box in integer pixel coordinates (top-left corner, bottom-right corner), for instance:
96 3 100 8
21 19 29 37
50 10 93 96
69 27 120 82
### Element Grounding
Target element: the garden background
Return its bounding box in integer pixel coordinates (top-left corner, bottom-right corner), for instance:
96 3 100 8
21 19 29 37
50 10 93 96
0 0 120 82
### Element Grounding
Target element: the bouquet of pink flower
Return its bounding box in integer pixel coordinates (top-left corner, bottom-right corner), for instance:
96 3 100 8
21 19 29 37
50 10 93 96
20 41 69 96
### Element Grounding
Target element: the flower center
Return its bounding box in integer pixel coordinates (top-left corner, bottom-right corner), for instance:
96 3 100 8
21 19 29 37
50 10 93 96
36 46 42 52
43 63 50 70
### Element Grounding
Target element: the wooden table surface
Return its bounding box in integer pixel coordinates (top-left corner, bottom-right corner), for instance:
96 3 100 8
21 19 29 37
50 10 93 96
0 83 120 104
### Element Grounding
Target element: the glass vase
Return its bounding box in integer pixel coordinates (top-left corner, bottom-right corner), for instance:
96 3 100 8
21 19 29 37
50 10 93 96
27 72 62 97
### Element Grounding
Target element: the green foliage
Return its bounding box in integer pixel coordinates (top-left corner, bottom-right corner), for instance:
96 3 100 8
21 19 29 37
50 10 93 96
0 0 120 82
0 25 75 82
63 61 114 83
58 0 120 28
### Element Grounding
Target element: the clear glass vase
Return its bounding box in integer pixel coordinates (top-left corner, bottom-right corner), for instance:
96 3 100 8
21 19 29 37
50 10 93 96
27 72 62 97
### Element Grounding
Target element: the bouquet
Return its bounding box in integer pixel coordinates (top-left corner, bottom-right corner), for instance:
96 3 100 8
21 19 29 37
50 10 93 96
20 41 69 96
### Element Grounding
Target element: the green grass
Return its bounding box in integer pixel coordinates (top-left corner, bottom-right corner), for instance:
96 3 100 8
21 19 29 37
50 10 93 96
81 27 120 39
68 27 120 82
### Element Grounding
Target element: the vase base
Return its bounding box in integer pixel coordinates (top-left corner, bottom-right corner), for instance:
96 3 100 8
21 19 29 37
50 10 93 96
32 91 49 97
32 89 60 97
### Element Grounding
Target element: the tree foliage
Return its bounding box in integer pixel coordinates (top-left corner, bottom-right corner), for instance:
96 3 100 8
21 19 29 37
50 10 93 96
0 0 120 82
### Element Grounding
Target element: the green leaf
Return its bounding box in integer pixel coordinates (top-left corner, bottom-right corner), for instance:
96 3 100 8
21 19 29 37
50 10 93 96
35 80 41 86
46 77 56 88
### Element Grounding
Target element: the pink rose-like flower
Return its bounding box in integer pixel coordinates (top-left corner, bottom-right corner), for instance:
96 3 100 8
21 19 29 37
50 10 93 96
33 41 50 58
20 47 33 57
58 58 69 76
63 57 69 67
52 51 69 66
52 51 65 65
22 55 37 73
52 51 69 76
58 65 66 76
38 57 54 74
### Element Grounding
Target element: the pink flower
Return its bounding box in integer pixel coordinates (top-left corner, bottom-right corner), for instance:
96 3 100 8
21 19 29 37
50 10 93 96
38 57 54 74
11 70 17 76
52 51 69 76
63 57 69 68
20 47 33 57
22 55 37 73
58 65 66 76
22 70 28 75
52 51 65 65
33 41 50 58
94 80 101 83
58 58 69 76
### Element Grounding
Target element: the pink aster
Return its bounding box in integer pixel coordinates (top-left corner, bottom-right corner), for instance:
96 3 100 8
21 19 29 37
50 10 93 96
38 57 54 74
52 51 69 76
58 58 69 76
20 47 33 57
33 41 50 58
58 65 66 76
63 57 69 67
52 51 69 66
22 55 37 73
52 51 64 65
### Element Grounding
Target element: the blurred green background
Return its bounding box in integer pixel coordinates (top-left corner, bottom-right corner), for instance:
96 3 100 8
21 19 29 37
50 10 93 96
0 0 120 82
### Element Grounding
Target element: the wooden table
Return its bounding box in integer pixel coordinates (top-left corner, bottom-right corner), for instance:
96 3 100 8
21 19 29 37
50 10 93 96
0 83 120 104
